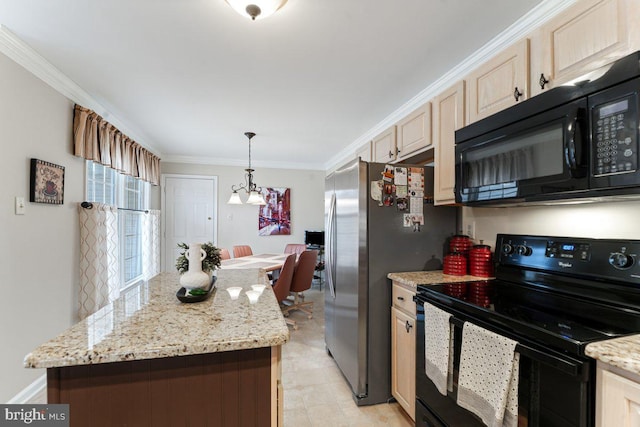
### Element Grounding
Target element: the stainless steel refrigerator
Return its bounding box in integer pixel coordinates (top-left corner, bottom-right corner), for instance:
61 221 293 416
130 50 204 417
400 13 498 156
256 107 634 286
324 159 457 406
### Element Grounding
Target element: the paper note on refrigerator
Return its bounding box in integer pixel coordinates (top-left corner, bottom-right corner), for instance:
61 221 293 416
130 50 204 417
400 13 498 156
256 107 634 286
408 167 424 198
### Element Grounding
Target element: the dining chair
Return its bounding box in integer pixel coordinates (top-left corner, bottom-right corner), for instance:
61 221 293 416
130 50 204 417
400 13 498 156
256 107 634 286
272 253 298 329
232 245 253 258
219 248 231 260
282 250 318 320
284 243 307 256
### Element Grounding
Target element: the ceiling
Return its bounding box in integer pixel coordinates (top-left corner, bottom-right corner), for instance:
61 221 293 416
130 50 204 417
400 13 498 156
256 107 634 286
0 0 544 170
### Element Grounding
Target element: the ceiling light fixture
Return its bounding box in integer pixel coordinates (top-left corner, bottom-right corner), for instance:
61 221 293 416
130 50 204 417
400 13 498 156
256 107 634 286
224 0 288 20
228 132 266 205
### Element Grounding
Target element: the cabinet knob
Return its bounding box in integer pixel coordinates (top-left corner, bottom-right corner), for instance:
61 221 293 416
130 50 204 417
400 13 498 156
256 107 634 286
396 147 401 155
405 320 413 333
514 87 523 101
388 150 393 158
397 296 405 301
539 73 550 90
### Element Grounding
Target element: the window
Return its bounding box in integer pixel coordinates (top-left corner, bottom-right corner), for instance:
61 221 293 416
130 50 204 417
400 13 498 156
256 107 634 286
86 161 149 289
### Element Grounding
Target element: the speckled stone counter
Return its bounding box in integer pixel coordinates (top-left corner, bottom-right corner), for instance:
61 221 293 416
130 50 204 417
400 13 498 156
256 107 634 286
586 334 640 376
25 269 289 368
388 270 491 289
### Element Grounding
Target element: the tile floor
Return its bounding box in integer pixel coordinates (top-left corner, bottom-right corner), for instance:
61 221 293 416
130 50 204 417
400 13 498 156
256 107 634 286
281 288 413 427
29 287 413 426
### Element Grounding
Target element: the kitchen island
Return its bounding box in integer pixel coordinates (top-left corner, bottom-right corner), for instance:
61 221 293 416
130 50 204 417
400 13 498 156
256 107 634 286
25 270 289 427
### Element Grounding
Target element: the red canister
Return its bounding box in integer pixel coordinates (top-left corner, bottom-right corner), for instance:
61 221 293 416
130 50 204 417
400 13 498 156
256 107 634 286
443 252 468 276
449 234 472 257
469 243 494 277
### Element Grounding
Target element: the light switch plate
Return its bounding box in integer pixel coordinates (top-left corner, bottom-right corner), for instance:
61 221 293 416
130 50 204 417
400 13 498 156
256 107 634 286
15 196 25 215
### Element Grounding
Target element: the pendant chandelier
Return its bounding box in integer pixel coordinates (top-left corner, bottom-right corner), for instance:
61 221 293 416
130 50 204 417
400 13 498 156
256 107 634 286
228 132 266 205
224 0 288 20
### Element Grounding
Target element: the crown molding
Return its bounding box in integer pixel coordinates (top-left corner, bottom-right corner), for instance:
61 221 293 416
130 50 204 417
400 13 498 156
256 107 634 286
0 25 162 157
324 0 577 170
161 154 325 171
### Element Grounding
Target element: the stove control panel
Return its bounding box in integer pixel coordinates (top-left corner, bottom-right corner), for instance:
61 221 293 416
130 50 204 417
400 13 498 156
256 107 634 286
496 234 640 284
545 241 591 261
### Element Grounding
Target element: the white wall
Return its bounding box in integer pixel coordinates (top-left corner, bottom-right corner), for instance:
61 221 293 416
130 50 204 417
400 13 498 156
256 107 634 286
462 200 640 250
160 162 325 261
0 53 84 402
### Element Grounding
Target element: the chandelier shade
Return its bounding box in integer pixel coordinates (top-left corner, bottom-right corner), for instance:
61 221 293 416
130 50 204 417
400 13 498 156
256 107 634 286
227 132 266 205
224 0 288 20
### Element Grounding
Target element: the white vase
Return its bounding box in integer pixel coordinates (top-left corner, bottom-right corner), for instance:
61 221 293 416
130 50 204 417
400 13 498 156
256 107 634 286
179 243 211 291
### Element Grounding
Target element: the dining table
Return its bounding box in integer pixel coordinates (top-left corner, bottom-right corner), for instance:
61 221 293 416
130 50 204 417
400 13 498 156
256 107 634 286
220 253 292 272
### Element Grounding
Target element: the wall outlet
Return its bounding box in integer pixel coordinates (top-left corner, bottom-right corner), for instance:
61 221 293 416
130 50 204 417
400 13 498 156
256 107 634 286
466 221 476 240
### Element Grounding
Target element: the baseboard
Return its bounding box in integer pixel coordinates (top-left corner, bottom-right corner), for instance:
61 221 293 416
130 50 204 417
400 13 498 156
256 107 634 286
7 374 46 404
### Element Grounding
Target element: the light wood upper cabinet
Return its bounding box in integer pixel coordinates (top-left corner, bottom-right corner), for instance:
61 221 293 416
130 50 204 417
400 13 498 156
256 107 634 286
372 126 397 163
466 39 529 124
396 102 432 160
532 0 640 96
355 141 372 162
434 81 465 206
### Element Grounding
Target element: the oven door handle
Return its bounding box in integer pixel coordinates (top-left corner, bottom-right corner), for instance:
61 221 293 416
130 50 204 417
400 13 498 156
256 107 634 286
449 316 586 378
514 342 585 378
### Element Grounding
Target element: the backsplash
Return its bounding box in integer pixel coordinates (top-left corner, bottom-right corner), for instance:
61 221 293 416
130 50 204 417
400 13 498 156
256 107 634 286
462 200 640 250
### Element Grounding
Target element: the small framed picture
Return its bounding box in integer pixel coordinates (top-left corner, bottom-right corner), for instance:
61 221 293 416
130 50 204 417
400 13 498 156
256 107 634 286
30 158 65 205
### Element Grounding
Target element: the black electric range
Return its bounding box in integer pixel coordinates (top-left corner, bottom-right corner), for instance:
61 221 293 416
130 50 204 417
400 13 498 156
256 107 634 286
414 234 640 427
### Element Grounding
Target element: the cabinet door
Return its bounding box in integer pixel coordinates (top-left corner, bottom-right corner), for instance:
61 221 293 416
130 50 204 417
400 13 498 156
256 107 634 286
372 126 397 162
396 102 432 160
534 0 640 96
355 141 372 162
391 307 416 421
597 368 640 427
433 81 465 206
466 38 529 123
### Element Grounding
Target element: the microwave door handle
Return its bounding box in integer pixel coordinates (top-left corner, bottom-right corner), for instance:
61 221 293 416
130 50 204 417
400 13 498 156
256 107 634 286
565 110 586 175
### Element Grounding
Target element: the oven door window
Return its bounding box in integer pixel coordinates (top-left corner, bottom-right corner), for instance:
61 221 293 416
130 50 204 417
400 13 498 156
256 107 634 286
456 99 588 203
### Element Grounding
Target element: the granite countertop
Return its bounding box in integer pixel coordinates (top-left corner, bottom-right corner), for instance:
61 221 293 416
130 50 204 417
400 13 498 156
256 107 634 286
388 270 492 288
25 270 289 369
585 335 640 376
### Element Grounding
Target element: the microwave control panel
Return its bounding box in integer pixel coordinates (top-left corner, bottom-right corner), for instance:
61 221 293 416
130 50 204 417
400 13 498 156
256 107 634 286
592 94 638 176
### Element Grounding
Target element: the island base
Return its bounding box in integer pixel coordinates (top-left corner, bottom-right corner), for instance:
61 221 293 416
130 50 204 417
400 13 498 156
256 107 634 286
47 346 282 427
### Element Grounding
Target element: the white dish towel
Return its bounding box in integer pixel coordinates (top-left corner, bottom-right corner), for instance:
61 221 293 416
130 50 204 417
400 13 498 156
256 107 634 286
457 321 519 427
423 302 453 395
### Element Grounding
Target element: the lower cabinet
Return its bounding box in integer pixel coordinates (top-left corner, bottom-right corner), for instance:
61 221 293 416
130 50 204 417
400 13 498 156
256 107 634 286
391 282 416 421
596 362 640 427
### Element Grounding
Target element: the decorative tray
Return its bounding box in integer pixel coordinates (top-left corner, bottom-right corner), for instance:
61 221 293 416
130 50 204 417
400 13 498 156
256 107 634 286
176 277 217 303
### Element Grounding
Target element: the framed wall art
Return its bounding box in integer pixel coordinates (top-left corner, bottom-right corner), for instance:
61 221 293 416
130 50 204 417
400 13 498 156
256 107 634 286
30 158 65 205
258 187 290 236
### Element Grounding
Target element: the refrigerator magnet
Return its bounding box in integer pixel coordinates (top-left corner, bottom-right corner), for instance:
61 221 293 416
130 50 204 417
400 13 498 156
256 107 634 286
370 180 383 205
396 197 408 211
382 164 394 182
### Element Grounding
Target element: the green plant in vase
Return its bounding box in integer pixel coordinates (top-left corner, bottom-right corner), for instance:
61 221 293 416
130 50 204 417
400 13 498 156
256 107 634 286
176 242 222 274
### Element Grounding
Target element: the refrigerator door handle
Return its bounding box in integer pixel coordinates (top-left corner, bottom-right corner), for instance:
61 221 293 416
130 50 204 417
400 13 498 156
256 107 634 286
326 193 336 299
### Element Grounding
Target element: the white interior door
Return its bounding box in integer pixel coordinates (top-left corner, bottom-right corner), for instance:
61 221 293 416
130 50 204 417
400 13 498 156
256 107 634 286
163 175 217 272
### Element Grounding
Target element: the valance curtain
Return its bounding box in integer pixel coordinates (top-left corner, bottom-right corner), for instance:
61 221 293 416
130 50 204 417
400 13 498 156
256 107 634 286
73 104 161 185
78 202 120 320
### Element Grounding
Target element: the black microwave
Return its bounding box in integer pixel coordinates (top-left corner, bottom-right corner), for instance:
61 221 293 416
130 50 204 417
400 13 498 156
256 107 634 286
455 50 640 205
